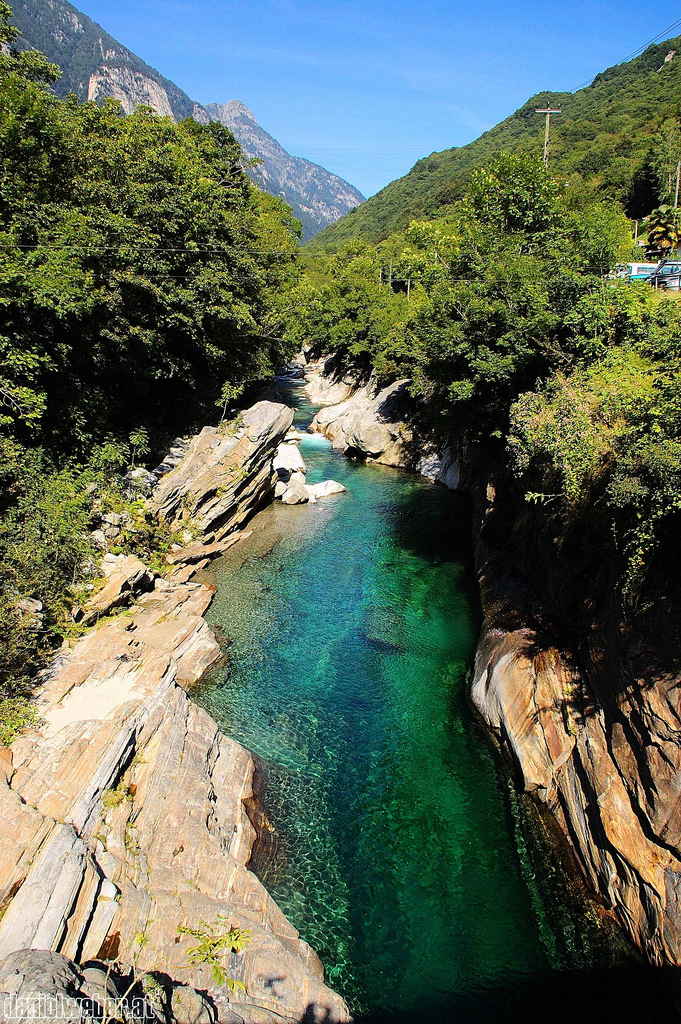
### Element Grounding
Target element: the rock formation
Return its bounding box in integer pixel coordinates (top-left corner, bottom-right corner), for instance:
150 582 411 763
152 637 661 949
271 434 346 507
305 357 363 408
311 379 414 467
305 357 461 485
0 400 349 1024
470 474 681 974
149 402 294 540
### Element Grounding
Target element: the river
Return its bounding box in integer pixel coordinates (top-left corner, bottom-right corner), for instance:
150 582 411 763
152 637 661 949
193 383 661 1022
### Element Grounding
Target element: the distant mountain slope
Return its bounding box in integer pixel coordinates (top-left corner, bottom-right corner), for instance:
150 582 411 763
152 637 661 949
205 101 364 241
314 36 681 249
9 0 365 240
9 0 203 119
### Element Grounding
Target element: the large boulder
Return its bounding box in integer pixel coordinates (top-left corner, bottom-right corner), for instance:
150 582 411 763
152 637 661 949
77 554 154 625
149 402 293 539
0 950 212 1024
305 356 361 406
306 481 346 502
416 445 461 490
0 950 85 1024
272 441 307 480
312 379 413 467
281 479 309 505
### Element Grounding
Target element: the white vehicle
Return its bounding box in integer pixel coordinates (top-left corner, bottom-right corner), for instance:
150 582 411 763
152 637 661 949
611 261 659 280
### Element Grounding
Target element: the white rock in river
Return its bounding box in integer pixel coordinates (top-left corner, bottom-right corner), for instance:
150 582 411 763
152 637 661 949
273 441 307 479
281 479 310 504
306 480 346 500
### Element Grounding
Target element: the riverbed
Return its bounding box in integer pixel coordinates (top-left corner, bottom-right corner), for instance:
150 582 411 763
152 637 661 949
193 384 652 1021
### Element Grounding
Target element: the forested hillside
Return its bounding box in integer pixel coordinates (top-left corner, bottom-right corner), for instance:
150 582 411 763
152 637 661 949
9 0 366 240
0 0 299 720
315 35 681 247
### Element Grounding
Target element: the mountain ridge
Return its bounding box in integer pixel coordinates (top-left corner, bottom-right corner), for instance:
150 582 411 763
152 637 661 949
204 100 365 241
9 0 364 239
313 35 681 248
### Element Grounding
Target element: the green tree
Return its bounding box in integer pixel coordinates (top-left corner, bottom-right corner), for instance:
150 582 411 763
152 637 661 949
647 205 680 254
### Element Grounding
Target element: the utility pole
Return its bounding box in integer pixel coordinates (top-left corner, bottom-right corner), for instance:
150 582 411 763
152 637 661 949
535 106 561 166
675 160 680 209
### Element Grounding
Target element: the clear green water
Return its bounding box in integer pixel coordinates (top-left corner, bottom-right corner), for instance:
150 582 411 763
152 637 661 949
193 385 658 1021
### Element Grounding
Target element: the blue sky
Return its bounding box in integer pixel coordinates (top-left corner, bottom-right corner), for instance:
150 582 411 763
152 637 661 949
73 0 680 197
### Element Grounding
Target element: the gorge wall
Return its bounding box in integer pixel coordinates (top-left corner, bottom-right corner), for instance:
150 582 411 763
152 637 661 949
305 354 681 986
0 402 349 1024
471 469 681 975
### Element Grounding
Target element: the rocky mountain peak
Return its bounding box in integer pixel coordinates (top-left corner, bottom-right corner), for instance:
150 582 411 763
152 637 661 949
213 99 257 123
204 100 365 240
11 0 365 240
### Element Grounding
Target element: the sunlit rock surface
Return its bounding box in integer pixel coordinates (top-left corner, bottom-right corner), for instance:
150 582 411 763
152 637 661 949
0 401 349 1024
471 479 681 970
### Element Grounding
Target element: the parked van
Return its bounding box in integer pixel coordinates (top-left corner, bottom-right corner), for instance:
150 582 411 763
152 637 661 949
646 260 681 291
612 262 659 280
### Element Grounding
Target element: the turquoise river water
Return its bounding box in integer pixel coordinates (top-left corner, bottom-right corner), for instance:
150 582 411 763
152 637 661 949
194 384 668 1023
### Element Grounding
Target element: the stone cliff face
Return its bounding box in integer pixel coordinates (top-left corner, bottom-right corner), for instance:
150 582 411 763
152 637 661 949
0 402 349 1024
470 470 681 974
306 353 681 980
205 102 365 241
10 0 198 120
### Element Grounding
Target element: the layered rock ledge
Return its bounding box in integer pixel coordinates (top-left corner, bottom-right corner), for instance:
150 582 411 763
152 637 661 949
0 401 349 1024
470 479 681 974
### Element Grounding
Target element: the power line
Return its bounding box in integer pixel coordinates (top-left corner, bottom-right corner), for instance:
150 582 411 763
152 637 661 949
0 242 374 258
572 16 681 91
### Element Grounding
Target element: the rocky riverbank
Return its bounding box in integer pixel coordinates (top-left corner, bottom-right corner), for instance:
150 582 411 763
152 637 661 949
304 356 460 487
0 402 349 1024
470 471 681 982
303 353 681 989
